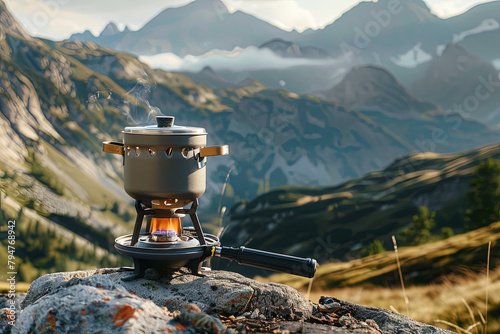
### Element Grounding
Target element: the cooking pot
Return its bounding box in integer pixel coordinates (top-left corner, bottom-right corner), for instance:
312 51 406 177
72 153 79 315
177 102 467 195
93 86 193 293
103 116 228 207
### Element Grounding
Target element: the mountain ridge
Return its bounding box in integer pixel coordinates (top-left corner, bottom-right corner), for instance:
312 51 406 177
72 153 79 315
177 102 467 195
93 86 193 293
411 42 500 127
319 65 437 117
69 0 298 56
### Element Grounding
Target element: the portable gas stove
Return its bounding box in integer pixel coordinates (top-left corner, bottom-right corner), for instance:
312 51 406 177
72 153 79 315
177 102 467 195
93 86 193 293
115 199 219 281
104 116 317 281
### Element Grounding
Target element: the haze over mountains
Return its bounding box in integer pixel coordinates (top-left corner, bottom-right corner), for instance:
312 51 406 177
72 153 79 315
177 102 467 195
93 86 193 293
69 0 500 128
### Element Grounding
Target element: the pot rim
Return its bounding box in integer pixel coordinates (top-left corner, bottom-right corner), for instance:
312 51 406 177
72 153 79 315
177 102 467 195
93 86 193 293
123 126 207 135
124 116 207 135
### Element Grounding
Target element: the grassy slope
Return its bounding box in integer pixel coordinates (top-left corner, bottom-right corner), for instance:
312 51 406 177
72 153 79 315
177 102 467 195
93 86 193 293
262 221 500 289
224 144 500 263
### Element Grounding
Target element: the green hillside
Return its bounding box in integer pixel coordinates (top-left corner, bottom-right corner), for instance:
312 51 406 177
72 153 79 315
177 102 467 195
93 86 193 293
265 220 499 289
222 144 500 268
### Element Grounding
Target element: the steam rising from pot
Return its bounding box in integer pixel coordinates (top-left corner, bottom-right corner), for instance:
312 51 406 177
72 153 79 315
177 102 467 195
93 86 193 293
87 78 163 126
124 79 163 125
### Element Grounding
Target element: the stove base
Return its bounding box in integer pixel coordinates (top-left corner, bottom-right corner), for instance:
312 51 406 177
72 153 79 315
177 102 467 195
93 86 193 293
120 257 208 281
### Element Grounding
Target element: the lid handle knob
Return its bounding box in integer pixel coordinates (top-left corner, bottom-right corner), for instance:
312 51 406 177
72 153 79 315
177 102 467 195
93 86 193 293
156 116 175 127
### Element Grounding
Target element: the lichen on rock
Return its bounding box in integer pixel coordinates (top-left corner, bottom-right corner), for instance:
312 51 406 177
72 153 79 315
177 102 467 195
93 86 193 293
1 268 455 334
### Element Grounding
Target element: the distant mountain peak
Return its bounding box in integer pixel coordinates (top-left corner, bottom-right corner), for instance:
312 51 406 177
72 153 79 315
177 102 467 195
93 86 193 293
192 0 227 12
441 43 476 58
322 65 433 115
335 65 407 92
100 22 121 37
155 0 228 19
411 43 500 124
82 29 96 38
76 0 294 56
375 0 431 10
259 38 329 59
200 66 218 76
427 43 490 75
398 0 431 11
259 38 292 47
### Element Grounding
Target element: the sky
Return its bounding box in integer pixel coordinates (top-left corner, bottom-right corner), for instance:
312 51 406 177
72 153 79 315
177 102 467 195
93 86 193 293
3 0 498 41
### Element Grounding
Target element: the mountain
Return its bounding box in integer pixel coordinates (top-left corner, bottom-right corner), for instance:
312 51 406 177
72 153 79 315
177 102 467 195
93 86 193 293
220 144 500 277
411 43 500 127
302 0 500 61
66 0 500 98
290 0 500 90
319 65 437 116
258 38 329 59
69 0 298 56
180 66 239 89
3 0 498 219
2 0 500 283
100 22 121 36
317 64 500 155
0 0 136 281
299 0 442 60
445 1 500 62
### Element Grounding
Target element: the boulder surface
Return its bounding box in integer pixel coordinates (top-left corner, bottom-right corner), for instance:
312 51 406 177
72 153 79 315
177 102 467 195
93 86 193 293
1 268 455 333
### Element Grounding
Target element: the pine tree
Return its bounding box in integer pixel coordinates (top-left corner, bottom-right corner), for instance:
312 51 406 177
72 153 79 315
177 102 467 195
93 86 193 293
465 158 500 230
399 206 436 246
361 239 385 257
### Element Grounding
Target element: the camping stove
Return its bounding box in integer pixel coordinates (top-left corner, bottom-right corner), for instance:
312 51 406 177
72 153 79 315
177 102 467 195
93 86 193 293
115 199 220 281
106 116 317 281
115 197 318 281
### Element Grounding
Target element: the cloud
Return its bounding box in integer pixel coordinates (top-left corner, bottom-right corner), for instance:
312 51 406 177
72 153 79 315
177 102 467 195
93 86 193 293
4 0 498 41
139 46 339 72
4 0 107 39
425 0 496 18
3 0 193 40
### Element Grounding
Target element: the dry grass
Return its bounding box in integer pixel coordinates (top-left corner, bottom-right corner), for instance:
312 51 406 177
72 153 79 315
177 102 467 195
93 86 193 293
260 222 500 291
257 222 500 333
292 266 499 333
0 282 31 294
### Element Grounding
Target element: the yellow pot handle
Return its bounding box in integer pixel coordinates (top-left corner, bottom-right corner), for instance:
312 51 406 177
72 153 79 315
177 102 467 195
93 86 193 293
103 141 124 155
199 145 229 157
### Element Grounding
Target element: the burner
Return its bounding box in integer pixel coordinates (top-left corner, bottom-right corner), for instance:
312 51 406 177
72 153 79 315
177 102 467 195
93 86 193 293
148 209 183 242
114 199 216 281
137 234 199 248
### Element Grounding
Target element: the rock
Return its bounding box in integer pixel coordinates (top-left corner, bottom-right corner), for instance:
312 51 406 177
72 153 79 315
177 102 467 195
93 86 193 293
319 300 341 313
14 284 179 334
21 268 117 308
23 268 314 318
319 296 452 334
3 268 455 334
0 294 25 313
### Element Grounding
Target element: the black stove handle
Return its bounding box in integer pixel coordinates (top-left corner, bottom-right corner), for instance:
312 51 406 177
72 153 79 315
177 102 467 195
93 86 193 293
217 246 317 278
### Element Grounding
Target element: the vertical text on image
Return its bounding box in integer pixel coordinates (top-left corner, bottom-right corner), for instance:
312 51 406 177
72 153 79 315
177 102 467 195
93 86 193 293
6 219 16 327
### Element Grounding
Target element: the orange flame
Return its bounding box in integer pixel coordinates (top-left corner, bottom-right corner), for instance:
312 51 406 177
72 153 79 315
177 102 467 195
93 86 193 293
151 218 182 235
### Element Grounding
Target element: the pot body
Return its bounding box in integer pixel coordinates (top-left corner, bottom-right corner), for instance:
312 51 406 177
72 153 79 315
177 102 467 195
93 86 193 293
122 132 207 206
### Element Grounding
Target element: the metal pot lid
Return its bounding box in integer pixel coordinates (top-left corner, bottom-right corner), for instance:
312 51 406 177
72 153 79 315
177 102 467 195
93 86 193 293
124 116 207 135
